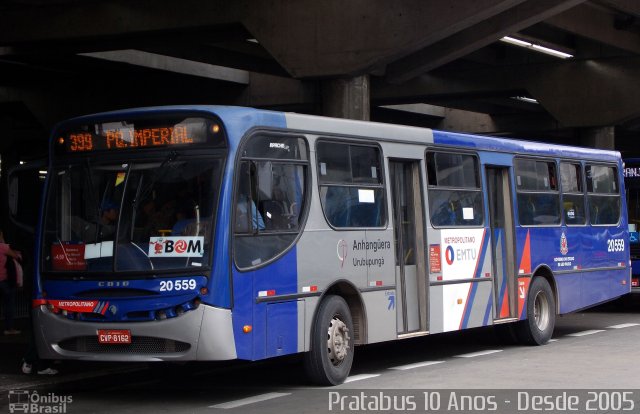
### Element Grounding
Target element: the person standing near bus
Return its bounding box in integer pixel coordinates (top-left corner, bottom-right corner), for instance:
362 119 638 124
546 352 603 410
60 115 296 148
0 230 22 335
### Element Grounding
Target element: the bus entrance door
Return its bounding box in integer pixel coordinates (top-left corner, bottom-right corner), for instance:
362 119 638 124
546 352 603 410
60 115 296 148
390 160 428 334
486 166 517 320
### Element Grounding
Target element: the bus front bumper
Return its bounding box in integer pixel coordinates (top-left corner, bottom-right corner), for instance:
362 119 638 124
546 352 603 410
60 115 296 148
33 304 237 362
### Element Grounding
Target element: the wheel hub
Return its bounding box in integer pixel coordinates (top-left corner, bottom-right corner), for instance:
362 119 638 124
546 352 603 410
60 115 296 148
533 291 550 331
327 316 350 366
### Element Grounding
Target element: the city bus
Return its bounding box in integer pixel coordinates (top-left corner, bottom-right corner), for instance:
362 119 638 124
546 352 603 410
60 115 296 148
624 158 640 290
27 106 630 385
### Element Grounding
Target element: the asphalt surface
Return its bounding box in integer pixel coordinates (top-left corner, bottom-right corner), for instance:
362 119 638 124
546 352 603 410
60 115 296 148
1 294 639 413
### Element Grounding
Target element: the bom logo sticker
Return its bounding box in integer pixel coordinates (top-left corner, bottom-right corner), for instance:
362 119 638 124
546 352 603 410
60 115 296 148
148 237 204 257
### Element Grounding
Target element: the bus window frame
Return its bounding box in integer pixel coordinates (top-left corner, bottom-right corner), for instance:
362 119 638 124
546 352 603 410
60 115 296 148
585 162 621 227
232 130 311 271
315 138 388 231
424 148 484 229
514 156 562 227
559 160 588 227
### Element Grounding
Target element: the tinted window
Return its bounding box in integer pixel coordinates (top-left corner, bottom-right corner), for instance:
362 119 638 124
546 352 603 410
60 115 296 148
43 158 222 273
515 158 560 226
587 165 618 194
586 164 620 225
427 152 483 227
427 152 479 188
515 159 557 191
317 141 386 228
234 135 309 269
560 162 586 225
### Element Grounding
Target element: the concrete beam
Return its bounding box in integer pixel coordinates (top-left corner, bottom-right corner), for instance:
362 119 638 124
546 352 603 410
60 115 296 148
598 0 640 17
386 0 586 83
0 1 243 44
236 73 317 109
546 3 640 54
243 0 527 78
372 70 523 104
374 56 640 128
526 57 640 127
79 50 250 84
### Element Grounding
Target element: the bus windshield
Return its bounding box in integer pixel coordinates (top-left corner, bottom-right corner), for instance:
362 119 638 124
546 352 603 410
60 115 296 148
42 156 223 274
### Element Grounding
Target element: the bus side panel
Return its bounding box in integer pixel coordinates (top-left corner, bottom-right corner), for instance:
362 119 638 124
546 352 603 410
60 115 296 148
427 227 494 333
266 300 301 358
231 247 299 361
579 225 629 306
583 270 615 307
516 222 628 316
555 274 582 314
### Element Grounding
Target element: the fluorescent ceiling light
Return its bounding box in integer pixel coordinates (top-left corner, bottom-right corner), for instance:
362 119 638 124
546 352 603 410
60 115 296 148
511 96 539 104
500 36 573 59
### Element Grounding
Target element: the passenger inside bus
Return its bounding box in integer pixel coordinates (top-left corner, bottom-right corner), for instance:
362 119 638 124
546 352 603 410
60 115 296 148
69 200 120 241
98 200 119 238
235 163 265 232
171 199 197 235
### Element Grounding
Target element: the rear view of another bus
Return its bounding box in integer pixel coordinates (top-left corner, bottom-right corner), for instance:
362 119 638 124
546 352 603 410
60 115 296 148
624 158 640 289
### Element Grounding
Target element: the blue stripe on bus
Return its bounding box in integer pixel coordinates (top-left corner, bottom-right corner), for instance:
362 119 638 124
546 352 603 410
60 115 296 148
232 247 299 361
208 108 287 309
483 293 493 326
460 230 489 329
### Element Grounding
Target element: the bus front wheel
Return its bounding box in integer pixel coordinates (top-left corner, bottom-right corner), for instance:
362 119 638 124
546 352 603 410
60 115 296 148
304 295 354 385
516 276 556 345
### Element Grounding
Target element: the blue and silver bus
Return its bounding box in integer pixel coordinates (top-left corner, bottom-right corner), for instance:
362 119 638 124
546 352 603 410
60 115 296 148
32 106 630 385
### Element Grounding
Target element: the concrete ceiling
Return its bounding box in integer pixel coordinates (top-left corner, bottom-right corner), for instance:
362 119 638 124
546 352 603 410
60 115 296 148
0 0 639 157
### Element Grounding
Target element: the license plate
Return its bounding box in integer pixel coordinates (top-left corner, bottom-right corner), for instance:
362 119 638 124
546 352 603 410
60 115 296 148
98 329 131 344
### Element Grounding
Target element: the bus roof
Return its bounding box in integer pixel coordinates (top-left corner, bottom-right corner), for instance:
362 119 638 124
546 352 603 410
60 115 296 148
54 105 621 163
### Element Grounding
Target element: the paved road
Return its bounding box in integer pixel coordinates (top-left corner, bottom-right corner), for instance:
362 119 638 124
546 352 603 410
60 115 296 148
4 297 640 413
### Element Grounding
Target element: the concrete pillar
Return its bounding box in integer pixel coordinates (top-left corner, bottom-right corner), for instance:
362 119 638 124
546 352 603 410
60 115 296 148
322 75 370 121
579 126 615 150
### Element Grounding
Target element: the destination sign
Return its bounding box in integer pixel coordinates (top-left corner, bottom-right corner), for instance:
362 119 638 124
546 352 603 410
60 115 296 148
624 166 640 178
55 116 225 154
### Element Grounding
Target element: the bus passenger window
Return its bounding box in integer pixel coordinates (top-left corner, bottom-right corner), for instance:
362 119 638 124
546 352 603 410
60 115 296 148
586 164 620 225
234 135 309 269
426 152 483 227
317 141 385 228
515 159 560 226
235 162 265 233
560 162 586 226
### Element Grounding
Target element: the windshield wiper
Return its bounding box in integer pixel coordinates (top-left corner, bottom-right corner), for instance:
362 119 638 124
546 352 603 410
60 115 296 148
134 151 180 209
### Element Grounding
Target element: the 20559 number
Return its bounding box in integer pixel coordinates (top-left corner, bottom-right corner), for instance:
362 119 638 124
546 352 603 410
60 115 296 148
159 279 197 292
607 238 625 252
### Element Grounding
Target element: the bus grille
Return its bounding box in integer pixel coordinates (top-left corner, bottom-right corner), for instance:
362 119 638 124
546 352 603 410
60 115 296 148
58 336 190 354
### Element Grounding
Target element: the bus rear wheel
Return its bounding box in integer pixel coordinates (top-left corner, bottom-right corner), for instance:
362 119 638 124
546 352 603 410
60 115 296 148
516 276 555 345
304 295 354 385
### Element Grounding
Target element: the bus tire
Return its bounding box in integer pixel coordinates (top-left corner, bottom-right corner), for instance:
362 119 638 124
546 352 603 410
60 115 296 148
516 276 555 345
304 295 354 385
